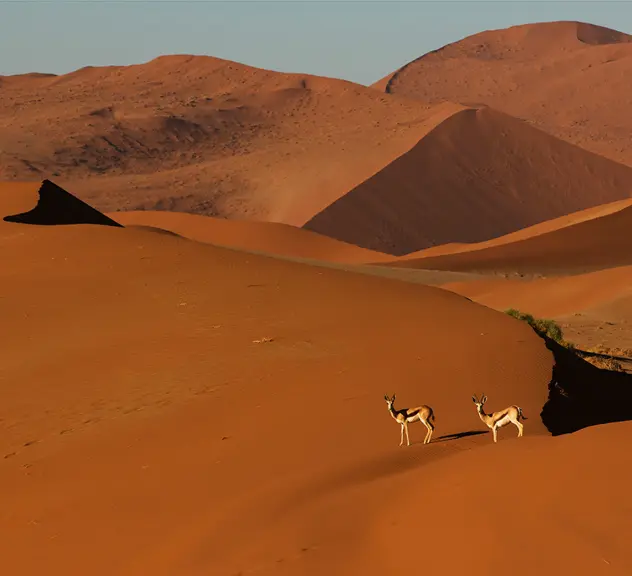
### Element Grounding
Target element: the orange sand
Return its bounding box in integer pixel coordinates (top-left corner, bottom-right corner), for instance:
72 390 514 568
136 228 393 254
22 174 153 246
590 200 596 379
0 180 565 575
375 21 632 167
4 19 632 573
109 210 391 263
303 106 632 254
383 197 632 274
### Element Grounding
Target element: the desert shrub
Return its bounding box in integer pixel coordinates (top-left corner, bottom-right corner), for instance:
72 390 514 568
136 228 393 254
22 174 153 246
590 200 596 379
586 344 632 359
583 356 625 372
504 308 571 347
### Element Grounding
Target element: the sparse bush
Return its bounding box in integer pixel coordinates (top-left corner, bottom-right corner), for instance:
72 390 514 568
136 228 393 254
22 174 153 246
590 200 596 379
583 356 625 372
504 308 571 347
586 344 632 359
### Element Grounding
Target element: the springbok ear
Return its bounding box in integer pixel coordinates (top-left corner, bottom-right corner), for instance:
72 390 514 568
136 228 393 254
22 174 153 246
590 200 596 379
391 394 396 402
482 395 487 404
384 394 389 401
472 395 477 403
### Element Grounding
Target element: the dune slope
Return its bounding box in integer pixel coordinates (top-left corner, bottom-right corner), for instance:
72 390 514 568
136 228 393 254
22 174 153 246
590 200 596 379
303 106 632 255
0 181 564 574
0 56 461 224
383 196 632 274
374 20 632 166
109 210 391 263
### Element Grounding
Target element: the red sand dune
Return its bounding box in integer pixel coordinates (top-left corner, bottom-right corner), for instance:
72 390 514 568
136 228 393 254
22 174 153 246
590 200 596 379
0 56 459 224
443 265 632 320
396 197 632 261
109 210 391 263
381 196 632 274
440 264 632 352
303 106 632 255
4 48 631 258
374 20 632 166
0 180 586 574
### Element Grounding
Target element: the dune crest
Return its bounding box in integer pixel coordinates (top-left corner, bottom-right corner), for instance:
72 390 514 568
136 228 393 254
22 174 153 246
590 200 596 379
383 196 632 274
0 56 455 223
303 106 632 255
109 210 391 263
374 20 632 166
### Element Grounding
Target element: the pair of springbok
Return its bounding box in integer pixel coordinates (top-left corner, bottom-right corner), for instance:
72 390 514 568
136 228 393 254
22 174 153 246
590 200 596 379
383 393 527 446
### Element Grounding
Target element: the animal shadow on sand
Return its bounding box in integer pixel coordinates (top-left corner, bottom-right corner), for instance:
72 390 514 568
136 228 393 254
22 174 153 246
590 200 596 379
434 430 488 443
542 338 632 435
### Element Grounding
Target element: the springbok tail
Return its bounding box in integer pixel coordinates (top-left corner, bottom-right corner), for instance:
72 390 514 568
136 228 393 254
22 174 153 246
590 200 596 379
518 406 528 420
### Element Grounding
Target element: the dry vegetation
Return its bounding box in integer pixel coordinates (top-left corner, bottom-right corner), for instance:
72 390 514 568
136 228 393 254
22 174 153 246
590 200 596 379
505 308 632 372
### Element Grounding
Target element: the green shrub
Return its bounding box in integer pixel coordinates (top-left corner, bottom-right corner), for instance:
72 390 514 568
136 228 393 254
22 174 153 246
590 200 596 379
504 308 572 347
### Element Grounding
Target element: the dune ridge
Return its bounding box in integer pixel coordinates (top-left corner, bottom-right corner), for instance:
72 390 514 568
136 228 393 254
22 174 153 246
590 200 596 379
382 195 632 274
0 178 570 574
303 106 632 255
0 56 459 224
373 20 632 166
109 210 391 263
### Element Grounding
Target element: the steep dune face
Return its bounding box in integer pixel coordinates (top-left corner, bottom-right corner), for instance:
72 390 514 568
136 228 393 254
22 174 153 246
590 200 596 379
303 106 632 255
383 197 632 274
0 181 562 574
110 210 391 263
0 55 455 223
374 21 632 166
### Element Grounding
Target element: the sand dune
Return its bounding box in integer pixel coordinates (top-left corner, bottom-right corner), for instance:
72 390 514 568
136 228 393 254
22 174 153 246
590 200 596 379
395 197 632 261
4 22 632 574
374 21 632 166
109 210 391 263
303 106 632 255
4 48 630 255
443 265 632 319
0 180 570 574
382 196 632 274
204 421 632 576
441 264 632 354
0 55 459 224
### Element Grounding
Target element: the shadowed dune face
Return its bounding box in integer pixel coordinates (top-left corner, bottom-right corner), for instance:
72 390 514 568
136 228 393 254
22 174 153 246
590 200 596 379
374 20 632 167
2 179 122 227
303 106 632 255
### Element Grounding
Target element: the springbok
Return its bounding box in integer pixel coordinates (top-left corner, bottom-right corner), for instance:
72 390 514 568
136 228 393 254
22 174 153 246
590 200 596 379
471 393 527 443
384 394 435 446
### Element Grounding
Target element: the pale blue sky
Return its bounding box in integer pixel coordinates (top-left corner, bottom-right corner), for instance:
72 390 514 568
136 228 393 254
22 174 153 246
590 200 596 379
0 1 630 85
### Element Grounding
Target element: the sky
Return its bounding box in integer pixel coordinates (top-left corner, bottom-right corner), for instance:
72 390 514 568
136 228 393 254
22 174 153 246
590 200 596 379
0 0 631 85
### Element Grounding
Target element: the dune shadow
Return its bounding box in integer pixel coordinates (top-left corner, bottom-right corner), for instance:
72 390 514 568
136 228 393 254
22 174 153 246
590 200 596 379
541 338 632 435
434 430 488 443
3 179 123 227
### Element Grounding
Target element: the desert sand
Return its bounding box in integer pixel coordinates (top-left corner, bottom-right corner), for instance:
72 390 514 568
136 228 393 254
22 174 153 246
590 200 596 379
375 20 632 166
381 197 632 274
4 18 632 576
303 106 632 254
3 179 632 575
3 39 632 255
109 209 392 264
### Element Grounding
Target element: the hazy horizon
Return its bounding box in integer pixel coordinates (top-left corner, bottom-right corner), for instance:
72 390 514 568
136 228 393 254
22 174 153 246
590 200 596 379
1 1 631 85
